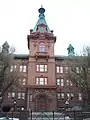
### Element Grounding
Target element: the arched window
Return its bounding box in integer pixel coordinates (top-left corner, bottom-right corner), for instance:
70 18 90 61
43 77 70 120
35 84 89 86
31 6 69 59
39 42 45 52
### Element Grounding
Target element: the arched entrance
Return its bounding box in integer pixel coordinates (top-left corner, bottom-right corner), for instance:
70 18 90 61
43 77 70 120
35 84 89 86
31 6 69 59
36 94 46 111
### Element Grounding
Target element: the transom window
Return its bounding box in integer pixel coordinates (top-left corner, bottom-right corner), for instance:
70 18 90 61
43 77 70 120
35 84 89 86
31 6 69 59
39 42 45 52
56 78 64 86
36 64 47 72
36 77 47 85
56 66 63 73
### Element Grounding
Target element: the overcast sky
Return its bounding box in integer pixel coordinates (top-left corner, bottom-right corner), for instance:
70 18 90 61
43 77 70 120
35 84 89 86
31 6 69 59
0 0 90 55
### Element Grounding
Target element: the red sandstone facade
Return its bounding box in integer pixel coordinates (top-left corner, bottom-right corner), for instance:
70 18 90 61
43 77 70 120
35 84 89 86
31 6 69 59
3 7 83 112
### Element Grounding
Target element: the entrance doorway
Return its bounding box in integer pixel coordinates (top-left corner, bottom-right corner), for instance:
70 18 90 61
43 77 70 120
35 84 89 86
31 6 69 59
37 95 46 111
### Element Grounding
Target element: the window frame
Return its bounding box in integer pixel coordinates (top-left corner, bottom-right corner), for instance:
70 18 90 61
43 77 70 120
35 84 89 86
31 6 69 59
57 93 65 100
18 92 25 100
56 66 63 73
56 78 64 86
35 77 48 85
36 64 48 72
39 42 45 52
79 93 82 100
8 92 15 99
23 65 27 72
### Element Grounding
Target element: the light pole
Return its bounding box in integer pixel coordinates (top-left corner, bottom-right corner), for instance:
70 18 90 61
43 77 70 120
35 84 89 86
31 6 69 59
13 100 16 111
0 93 3 112
65 99 69 111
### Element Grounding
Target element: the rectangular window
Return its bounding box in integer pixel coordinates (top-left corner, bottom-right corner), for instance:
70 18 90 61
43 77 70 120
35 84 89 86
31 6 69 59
65 67 68 73
61 93 64 100
10 65 13 72
23 66 26 72
60 67 63 73
36 65 47 72
76 67 79 73
66 80 69 86
45 65 47 72
36 77 47 85
14 65 16 69
66 80 73 86
22 78 26 85
67 93 70 99
20 65 23 72
40 65 44 72
56 66 63 73
12 92 15 99
57 93 64 100
56 66 59 73
70 81 73 86
45 78 47 85
18 92 25 100
18 92 21 99
22 93 25 100
57 79 60 85
36 65 39 71
8 92 15 99
71 93 74 100
56 78 64 86
8 92 11 99
40 78 44 85
19 78 21 84
39 44 45 52
36 77 39 84
57 93 60 99
61 79 64 86
79 93 82 100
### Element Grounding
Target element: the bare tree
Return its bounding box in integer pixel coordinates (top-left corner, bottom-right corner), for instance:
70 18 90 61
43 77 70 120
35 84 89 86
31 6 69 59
67 45 90 111
0 41 20 105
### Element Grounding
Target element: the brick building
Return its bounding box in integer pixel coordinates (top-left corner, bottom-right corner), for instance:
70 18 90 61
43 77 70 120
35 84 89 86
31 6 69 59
3 7 83 112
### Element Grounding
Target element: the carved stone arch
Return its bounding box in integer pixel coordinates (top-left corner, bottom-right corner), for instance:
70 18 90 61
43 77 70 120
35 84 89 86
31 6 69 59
34 89 49 98
35 91 48 111
39 41 45 44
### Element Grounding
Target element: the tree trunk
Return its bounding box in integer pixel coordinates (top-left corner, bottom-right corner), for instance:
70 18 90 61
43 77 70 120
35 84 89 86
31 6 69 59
83 90 90 111
87 91 90 111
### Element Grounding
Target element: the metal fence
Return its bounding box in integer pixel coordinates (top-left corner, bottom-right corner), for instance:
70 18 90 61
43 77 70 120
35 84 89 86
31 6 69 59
29 110 84 120
0 110 90 120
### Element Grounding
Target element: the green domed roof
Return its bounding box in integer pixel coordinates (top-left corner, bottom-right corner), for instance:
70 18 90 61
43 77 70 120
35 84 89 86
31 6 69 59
67 44 75 56
33 6 51 33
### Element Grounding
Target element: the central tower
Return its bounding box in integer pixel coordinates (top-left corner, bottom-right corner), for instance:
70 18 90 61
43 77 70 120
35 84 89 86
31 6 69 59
27 6 57 111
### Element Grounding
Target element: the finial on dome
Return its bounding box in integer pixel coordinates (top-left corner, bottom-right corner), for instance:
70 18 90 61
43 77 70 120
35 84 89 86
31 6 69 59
41 5 43 8
38 5 45 14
